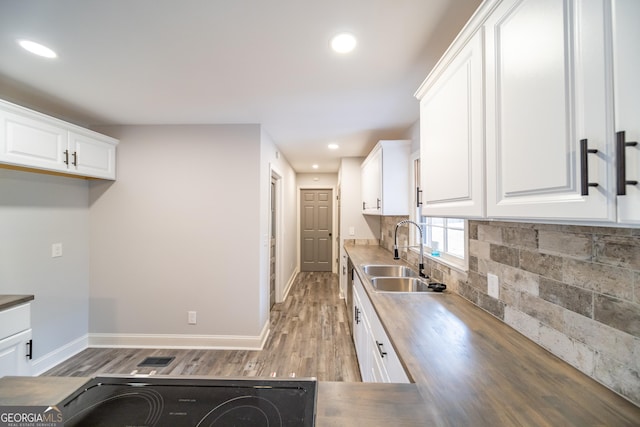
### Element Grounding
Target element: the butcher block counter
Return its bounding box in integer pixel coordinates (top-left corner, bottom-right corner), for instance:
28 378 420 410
344 244 640 426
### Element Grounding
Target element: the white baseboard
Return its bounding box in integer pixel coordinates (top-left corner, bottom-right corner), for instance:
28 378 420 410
31 334 88 376
88 322 270 350
281 268 299 301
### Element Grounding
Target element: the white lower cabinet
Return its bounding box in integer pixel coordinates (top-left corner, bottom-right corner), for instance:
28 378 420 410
352 274 409 383
0 329 32 377
0 303 32 377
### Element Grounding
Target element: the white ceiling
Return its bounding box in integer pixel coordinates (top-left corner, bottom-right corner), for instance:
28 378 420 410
0 0 481 173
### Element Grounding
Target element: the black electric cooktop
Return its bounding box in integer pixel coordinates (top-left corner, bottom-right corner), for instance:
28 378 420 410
59 375 317 426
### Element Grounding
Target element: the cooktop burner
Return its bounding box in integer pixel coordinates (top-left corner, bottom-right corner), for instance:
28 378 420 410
59 375 317 426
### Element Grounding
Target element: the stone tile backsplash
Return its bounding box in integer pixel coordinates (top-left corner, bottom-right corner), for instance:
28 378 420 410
379 217 640 406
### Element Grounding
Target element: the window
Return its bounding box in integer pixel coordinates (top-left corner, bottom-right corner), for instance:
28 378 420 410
410 155 467 270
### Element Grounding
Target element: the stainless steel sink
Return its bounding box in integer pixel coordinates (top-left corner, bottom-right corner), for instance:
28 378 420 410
362 264 419 278
370 277 446 293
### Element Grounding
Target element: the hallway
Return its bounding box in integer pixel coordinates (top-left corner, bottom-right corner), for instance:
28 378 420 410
44 272 361 382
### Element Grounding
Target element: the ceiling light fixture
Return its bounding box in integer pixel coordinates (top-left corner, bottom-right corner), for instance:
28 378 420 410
312 164 319 169
328 143 339 150
18 39 57 58
330 32 357 54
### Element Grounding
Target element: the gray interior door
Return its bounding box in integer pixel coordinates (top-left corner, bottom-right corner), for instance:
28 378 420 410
300 189 333 272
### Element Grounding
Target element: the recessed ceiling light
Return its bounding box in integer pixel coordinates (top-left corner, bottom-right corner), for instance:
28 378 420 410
328 143 339 150
18 39 57 58
330 32 357 54
312 164 319 169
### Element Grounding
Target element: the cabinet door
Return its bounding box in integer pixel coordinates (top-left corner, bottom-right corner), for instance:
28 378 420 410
613 0 640 224
485 0 614 221
368 304 409 383
361 147 381 214
69 132 117 180
352 277 370 381
420 30 485 217
0 108 68 173
369 334 389 383
0 329 32 377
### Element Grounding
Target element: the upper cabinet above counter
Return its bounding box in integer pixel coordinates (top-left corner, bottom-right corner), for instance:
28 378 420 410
0 99 118 180
415 0 639 226
361 140 410 216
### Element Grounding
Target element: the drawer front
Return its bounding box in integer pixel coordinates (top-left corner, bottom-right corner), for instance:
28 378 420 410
0 303 31 339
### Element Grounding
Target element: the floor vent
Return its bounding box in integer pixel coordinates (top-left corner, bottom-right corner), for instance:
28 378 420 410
138 356 175 367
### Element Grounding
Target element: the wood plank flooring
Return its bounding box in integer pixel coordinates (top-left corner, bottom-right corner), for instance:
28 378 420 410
43 272 361 382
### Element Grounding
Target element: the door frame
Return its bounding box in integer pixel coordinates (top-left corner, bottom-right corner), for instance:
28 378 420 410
270 166 284 304
297 185 338 274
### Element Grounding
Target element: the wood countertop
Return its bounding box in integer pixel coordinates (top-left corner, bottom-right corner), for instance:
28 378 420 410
2 247 639 426
345 244 640 426
0 295 34 311
0 377 428 426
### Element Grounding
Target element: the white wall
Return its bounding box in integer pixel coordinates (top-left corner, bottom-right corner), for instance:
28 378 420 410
296 173 338 187
260 130 298 304
0 169 89 372
88 125 270 348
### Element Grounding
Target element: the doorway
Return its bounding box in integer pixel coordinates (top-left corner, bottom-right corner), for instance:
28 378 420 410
300 189 333 272
269 174 279 310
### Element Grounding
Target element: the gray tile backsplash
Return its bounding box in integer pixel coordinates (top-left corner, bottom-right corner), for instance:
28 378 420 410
379 217 640 406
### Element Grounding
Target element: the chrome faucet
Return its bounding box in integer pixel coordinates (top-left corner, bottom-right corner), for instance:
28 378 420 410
393 219 426 278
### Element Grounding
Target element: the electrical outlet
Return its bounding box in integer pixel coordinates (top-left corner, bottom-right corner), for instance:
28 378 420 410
52 243 63 258
188 311 197 325
349 226 355 236
487 273 499 298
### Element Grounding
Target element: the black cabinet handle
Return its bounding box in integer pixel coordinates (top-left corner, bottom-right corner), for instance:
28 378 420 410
416 187 423 207
376 341 387 358
354 307 360 324
580 139 599 196
26 339 33 360
362 201 366 210
63 150 69 165
616 131 638 196
72 151 78 167
376 198 381 209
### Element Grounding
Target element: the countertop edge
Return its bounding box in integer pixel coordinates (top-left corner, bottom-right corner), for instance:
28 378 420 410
0 295 34 311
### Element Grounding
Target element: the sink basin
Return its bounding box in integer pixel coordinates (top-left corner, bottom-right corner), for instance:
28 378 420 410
370 277 446 293
362 264 419 278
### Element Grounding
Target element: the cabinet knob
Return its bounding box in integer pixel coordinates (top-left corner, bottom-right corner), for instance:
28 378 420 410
616 131 638 196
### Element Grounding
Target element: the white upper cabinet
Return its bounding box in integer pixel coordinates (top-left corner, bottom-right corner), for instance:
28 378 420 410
0 105 68 172
416 29 485 218
485 0 614 221
0 99 118 180
361 140 410 216
415 0 639 225
68 131 116 180
613 0 640 224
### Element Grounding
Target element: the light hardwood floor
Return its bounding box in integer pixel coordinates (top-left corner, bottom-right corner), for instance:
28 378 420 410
43 272 361 382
